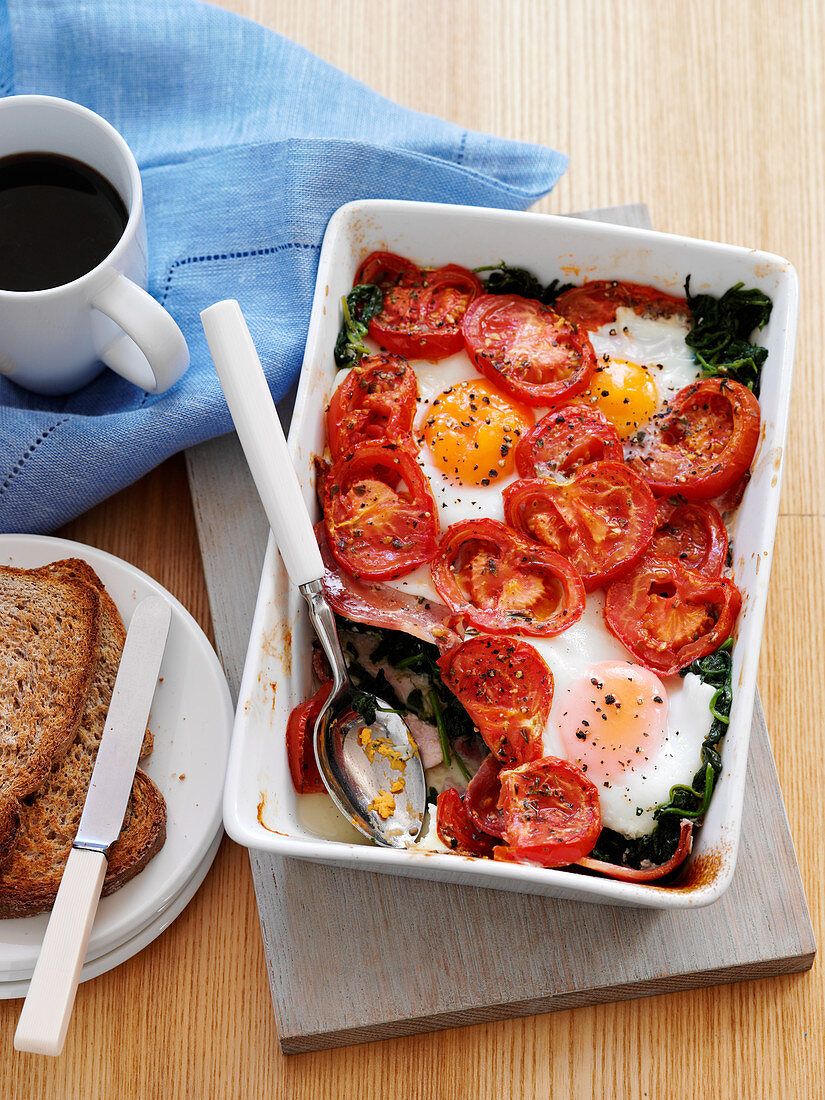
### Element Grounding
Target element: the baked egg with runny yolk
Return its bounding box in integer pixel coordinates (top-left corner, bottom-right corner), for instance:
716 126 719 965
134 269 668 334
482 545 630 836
582 305 700 440
528 598 715 839
579 358 658 439
406 353 535 527
420 378 533 486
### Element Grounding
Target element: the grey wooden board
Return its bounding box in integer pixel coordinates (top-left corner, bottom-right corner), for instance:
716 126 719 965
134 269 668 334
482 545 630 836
185 204 816 1054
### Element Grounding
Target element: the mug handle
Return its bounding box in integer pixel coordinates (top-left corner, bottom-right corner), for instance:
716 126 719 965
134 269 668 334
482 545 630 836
92 273 189 394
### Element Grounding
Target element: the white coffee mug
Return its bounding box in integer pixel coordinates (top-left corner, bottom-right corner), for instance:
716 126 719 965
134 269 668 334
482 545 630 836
0 95 189 395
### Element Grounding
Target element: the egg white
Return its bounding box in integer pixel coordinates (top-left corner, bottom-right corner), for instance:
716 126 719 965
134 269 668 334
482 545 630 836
588 306 700 409
332 309 699 535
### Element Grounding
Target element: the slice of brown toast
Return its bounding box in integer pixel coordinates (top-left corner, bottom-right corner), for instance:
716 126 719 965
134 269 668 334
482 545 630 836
0 559 167 919
0 564 102 865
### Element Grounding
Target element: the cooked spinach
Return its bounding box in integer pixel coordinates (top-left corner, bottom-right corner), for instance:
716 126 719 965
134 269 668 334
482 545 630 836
428 688 453 772
342 643 408 717
685 278 773 396
588 811 687 870
349 691 407 727
333 283 384 369
351 690 377 726
338 618 481 773
588 640 733 870
475 262 573 306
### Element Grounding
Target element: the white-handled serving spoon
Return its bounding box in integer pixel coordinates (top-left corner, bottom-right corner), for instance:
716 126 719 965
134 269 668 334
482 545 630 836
201 300 426 847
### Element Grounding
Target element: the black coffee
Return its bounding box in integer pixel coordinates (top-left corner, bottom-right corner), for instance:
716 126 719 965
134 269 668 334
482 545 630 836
0 152 128 291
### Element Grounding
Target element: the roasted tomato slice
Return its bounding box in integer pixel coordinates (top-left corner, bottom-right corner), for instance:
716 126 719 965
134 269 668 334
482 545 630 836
650 498 729 576
554 280 688 331
503 461 656 592
355 250 420 290
496 756 601 867
326 354 418 460
437 637 553 766
604 553 742 675
436 788 498 857
628 378 761 500
461 294 597 406
356 251 483 361
430 518 585 636
322 441 439 581
464 753 506 838
515 404 624 478
286 681 333 794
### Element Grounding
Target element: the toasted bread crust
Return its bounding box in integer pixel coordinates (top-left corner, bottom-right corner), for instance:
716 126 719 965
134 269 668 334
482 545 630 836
0 768 166 919
32 559 152 757
0 565 102 865
102 769 167 897
0 559 167 918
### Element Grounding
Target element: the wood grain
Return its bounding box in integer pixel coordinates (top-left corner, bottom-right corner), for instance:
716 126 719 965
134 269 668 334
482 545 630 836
1 1 823 1097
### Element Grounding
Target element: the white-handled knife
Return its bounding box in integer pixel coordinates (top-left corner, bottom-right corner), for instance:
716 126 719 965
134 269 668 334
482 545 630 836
14 595 172 1057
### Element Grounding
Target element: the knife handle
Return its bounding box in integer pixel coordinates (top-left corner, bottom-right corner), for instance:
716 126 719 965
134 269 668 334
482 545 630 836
15 847 107 1056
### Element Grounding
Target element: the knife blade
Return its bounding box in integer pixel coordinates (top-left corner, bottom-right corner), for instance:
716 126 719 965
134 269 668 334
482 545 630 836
74 596 171 853
15 595 171 1056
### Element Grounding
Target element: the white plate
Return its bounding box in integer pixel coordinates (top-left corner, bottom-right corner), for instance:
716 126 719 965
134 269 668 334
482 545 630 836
0 534 233 978
223 200 798 910
0 828 223 999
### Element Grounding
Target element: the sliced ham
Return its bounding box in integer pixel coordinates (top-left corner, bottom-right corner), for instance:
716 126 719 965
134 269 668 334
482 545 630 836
316 524 460 651
404 714 444 770
575 821 694 883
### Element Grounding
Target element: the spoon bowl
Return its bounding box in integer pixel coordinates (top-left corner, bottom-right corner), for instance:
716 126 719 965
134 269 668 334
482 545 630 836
317 687 425 847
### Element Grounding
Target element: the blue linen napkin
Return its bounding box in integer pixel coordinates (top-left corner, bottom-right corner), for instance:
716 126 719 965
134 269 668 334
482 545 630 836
0 0 567 534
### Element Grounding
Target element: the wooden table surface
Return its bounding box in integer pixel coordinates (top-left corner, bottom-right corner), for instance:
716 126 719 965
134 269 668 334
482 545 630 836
2 1 822 1096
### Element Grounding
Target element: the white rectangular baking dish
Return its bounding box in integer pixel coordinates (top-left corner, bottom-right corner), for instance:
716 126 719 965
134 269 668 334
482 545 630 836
222 199 797 909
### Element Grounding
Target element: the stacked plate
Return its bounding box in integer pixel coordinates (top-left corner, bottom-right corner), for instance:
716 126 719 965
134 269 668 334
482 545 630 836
0 534 234 998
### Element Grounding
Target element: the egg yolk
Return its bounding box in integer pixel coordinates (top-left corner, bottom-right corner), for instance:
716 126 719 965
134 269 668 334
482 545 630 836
581 358 657 438
556 662 668 787
420 380 533 486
